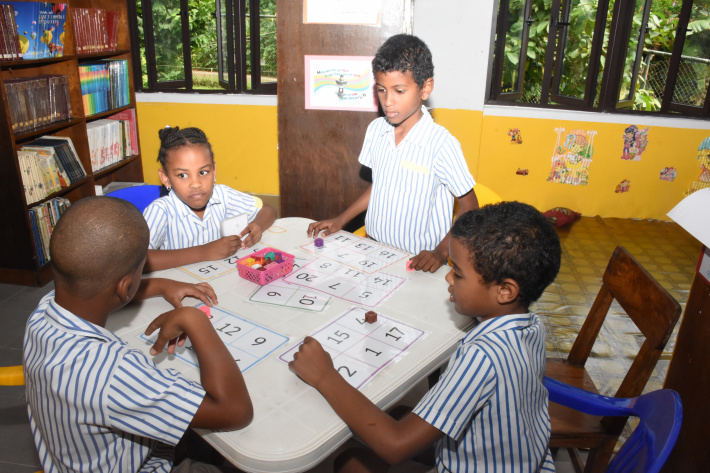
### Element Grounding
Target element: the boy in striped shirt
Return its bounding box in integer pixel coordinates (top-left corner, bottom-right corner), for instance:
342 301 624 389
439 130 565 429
291 202 561 472
307 34 479 273
23 196 253 473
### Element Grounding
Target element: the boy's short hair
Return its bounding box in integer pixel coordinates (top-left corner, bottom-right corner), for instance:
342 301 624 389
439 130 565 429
452 201 561 308
372 34 434 87
50 196 150 298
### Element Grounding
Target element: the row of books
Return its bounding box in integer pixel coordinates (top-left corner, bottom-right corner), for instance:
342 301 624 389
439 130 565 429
88 109 139 172
73 7 119 54
30 197 71 266
4 75 72 133
0 2 67 61
18 135 87 205
79 60 130 116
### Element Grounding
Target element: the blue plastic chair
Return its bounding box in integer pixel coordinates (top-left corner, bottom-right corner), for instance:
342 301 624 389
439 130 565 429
106 185 163 213
544 377 682 473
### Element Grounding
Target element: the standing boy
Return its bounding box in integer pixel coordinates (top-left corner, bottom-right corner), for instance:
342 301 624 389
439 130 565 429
23 196 253 472
307 34 479 273
291 202 560 472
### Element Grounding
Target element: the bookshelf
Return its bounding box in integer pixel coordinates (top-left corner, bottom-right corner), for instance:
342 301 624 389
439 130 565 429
0 0 143 286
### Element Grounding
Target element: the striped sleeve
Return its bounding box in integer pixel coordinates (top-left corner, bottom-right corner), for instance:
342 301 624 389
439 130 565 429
414 346 496 441
143 200 169 250
433 135 475 198
222 186 260 222
107 349 205 445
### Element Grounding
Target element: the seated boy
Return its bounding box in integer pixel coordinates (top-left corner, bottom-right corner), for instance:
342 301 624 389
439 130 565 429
307 34 479 273
291 201 561 472
23 196 253 472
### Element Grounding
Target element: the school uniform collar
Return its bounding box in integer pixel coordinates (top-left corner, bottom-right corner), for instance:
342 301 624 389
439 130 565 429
378 106 433 148
462 312 535 345
167 185 221 219
42 291 122 344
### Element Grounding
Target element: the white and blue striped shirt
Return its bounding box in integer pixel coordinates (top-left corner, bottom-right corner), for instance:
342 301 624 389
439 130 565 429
23 292 206 473
143 184 261 250
413 313 555 473
359 107 475 255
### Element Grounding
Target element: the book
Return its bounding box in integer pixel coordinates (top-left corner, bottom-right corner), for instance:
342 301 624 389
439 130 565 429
4 75 71 133
107 108 139 156
28 197 70 265
45 135 87 178
86 119 124 171
5 1 67 60
29 137 86 184
79 60 129 115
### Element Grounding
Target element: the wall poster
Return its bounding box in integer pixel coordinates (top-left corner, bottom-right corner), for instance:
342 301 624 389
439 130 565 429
305 55 378 112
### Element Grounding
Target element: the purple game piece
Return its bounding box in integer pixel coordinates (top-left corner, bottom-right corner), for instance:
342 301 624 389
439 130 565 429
314 238 324 248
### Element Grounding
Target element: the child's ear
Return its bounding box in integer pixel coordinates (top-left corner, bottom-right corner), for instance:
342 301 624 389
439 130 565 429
497 278 520 305
158 167 171 189
116 273 135 304
421 78 434 101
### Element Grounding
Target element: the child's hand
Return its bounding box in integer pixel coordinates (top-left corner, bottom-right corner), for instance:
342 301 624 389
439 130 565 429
204 236 242 260
409 249 447 273
307 218 343 238
161 280 218 308
239 223 263 248
289 337 337 389
145 307 209 356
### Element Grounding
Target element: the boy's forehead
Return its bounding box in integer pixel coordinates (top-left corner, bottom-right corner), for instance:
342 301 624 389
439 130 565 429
374 69 417 85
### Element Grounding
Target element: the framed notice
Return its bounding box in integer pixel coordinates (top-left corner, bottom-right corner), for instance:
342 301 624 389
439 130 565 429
305 55 378 112
303 0 381 25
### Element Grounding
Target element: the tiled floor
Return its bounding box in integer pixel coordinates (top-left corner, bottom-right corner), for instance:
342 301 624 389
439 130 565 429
0 216 698 472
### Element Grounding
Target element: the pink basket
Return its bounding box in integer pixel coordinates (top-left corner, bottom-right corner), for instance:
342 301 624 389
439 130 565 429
236 247 295 285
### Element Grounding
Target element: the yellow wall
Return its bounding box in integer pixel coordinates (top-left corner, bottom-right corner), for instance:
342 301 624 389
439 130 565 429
136 102 708 221
476 116 708 220
136 102 279 195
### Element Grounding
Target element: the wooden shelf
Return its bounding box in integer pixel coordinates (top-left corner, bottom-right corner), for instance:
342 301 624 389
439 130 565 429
0 0 143 286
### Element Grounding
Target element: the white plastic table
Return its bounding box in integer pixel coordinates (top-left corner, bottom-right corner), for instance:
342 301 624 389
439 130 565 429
108 217 475 473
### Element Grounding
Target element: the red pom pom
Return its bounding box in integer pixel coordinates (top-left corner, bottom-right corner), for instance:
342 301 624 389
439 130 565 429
543 207 581 227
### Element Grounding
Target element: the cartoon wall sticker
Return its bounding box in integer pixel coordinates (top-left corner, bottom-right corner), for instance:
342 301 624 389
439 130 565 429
516 168 529 176
547 128 596 186
660 167 677 182
615 179 631 193
621 125 649 161
508 128 523 144
686 137 710 195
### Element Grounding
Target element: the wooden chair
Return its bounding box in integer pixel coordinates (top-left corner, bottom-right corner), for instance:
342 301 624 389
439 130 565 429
547 246 682 473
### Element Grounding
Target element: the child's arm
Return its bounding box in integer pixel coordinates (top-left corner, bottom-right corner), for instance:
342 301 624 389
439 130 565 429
144 237 242 272
239 202 277 248
146 307 253 430
134 277 218 308
409 188 480 273
289 337 443 465
307 185 372 238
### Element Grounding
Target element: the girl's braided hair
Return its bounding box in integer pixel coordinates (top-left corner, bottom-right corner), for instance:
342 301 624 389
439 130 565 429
157 126 214 167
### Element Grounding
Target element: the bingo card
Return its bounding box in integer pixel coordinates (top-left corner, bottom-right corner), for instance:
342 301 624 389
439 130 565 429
282 258 405 307
301 232 410 274
139 303 289 372
280 307 425 389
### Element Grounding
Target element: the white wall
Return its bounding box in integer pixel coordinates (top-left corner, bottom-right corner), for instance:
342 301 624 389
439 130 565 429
413 0 496 111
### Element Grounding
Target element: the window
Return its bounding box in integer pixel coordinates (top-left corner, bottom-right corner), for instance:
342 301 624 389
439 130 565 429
489 0 710 117
129 0 276 94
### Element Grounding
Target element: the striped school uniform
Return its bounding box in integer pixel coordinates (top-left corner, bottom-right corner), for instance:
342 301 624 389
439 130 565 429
413 313 555 473
23 292 206 472
359 107 475 255
143 183 261 250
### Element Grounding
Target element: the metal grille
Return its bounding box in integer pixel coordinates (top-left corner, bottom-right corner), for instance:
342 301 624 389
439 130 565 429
639 49 710 108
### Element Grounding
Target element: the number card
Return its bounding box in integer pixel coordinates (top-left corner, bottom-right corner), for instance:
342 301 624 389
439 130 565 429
280 307 425 390
179 243 269 281
139 304 289 372
282 258 405 307
301 232 409 274
249 279 331 312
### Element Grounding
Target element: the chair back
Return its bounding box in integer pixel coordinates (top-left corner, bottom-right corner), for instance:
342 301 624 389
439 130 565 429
0 365 24 386
566 246 682 399
544 377 683 473
106 185 163 213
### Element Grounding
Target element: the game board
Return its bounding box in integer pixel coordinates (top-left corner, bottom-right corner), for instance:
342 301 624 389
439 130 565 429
282 258 406 307
139 303 289 372
179 243 269 281
280 307 425 390
301 232 410 274
249 278 332 312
